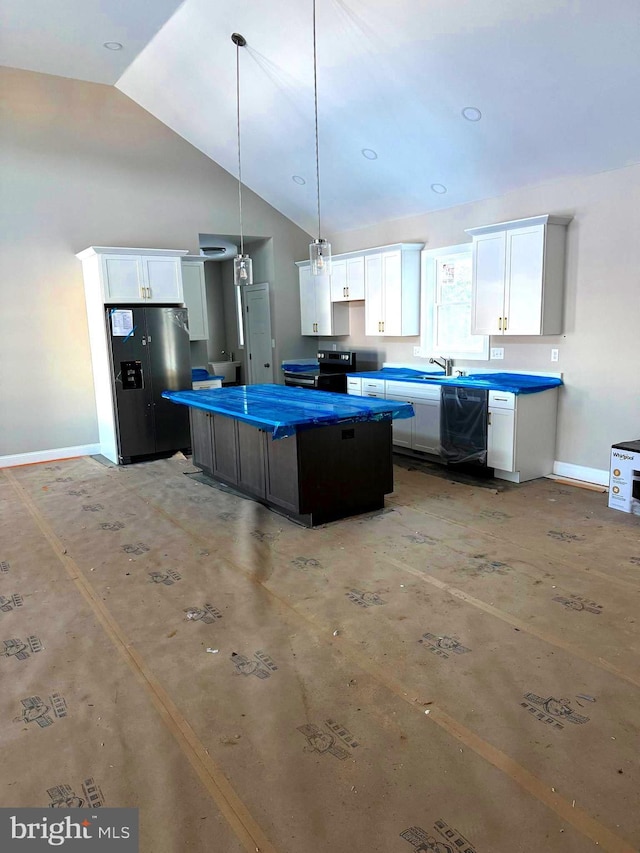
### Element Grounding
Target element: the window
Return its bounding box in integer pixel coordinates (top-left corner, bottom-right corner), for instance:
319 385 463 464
421 243 488 360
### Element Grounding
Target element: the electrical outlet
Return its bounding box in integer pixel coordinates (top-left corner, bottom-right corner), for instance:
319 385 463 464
413 346 422 357
490 347 504 359
332 343 337 351
551 348 559 362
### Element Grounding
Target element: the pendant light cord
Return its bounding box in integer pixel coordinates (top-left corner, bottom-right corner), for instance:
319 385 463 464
236 40 244 256
312 0 322 241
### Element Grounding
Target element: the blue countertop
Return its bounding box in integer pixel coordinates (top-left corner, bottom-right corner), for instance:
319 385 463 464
163 384 414 439
348 370 563 395
353 367 445 381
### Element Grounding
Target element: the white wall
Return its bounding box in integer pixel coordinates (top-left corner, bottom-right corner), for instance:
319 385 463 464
0 67 314 459
327 165 640 474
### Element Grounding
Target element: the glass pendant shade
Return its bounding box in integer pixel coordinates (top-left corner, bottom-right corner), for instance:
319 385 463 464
310 238 331 276
234 254 253 286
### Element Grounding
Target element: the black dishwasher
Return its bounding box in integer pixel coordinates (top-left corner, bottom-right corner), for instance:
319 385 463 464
440 386 488 468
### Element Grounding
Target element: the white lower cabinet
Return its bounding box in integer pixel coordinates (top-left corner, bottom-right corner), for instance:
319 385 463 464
346 377 362 395
385 381 441 456
487 394 516 471
361 378 385 398
487 388 558 482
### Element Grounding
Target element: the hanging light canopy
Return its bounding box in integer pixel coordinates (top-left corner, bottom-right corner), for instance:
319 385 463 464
309 0 331 276
231 32 253 287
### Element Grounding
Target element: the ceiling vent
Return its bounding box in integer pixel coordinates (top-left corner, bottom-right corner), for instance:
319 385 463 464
198 235 239 262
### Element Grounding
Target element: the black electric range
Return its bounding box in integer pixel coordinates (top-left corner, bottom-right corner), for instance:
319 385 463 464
283 350 357 393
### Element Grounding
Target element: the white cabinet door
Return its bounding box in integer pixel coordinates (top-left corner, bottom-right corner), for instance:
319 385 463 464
299 264 349 335
487 407 516 470
299 266 317 335
364 254 383 334
381 251 403 335
102 255 144 302
346 256 365 300
385 382 413 448
143 256 183 302
182 261 208 341
412 398 441 455
471 232 506 335
504 225 544 335
391 410 413 448
330 260 348 302
314 273 333 335
330 257 364 302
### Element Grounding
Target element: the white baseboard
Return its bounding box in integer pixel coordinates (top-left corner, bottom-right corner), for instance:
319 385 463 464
551 461 609 487
0 444 101 469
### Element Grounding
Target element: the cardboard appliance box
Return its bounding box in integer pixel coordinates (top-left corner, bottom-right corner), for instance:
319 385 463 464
608 439 640 514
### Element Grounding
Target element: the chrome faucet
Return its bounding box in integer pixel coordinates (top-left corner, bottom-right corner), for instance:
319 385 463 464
429 357 454 376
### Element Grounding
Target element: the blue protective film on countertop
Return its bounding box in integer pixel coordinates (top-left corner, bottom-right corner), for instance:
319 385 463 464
458 373 563 394
281 359 320 373
192 368 219 381
348 369 562 394
350 367 445 381
162 384 414 439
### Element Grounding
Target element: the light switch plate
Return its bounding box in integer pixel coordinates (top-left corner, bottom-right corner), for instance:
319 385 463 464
551 348 559 362
413 346 422 357
490 347 504 359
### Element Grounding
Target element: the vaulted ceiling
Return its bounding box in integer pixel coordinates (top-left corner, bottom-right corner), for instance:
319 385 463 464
2 0 639 234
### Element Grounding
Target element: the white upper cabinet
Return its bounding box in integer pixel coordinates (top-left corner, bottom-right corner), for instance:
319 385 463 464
364 244 422 336
181 258 209 341
467 215 571 336
76 247 187 304
330 256 365 302
297 263 349 336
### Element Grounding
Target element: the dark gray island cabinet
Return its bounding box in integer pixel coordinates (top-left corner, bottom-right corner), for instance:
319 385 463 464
190 408 393 526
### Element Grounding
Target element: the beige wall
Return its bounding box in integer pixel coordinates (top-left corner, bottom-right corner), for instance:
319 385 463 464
0 67 314 458
325 165 640 474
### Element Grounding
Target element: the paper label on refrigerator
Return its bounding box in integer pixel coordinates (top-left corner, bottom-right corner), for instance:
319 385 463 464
111 310 134 337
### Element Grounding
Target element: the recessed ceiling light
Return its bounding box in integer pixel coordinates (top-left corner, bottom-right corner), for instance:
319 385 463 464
430 183 447 194
361 148 378 160
462 106 482 122
292 175 306 185
103 42 123 51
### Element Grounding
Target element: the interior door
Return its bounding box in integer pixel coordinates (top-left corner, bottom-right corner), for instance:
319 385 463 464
243 283 273 385
145 307 191 453
106 305 154 459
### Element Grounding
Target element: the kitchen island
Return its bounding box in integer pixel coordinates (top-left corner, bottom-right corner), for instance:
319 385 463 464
162 384 414 526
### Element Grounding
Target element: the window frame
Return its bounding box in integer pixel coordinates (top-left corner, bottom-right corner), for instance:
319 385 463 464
420 243 489 361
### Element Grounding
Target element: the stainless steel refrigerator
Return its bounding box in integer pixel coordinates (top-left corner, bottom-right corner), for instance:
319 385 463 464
106 305 191 463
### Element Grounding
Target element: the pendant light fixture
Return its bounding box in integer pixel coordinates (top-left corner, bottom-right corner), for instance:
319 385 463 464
309 0 331 276
231 32 253 287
